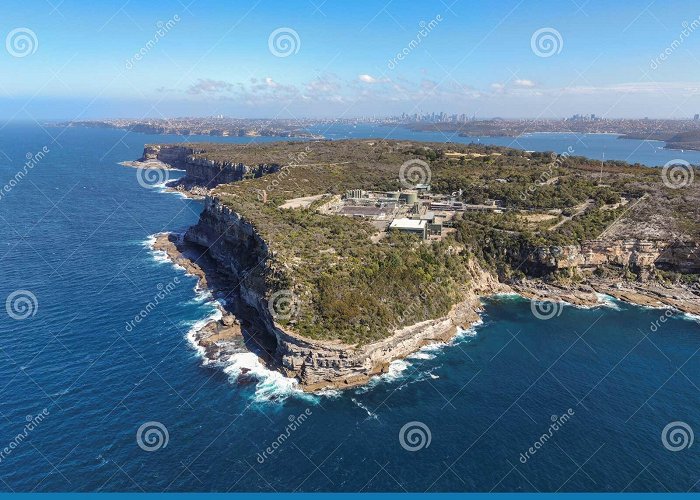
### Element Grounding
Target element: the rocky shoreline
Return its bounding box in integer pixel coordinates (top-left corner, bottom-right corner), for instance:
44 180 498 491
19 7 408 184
152 225 699 393
151 231 499 391
151 233 247 363
134 142 699 393
511 278 700 315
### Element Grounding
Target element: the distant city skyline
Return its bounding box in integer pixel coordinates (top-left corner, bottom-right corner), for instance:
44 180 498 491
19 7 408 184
2 0 700 120
52 112 700 122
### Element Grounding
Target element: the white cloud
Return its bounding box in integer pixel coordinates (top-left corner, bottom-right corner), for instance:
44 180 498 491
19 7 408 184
358 74 391 84
186 79 234 95
358 74 378 84
561 81 700 95
514 79 536 88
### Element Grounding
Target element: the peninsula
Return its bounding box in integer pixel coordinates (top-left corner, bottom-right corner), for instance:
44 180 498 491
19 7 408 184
130 140 700 391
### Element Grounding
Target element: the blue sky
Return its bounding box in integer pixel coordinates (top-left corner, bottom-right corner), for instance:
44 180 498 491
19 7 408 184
2 0 700 119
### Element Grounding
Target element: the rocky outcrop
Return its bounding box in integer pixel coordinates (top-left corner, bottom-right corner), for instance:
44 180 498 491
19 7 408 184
179 198 698 391
184 197 500 391
273 261 502 390
141 144 197 168
522 239 700 275
141 144 281 187
655 244 700 274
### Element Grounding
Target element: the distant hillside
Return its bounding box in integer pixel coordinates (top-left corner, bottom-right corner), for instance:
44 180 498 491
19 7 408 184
665 131 700 151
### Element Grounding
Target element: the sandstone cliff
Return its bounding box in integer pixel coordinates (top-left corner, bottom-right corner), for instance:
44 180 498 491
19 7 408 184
142 144 280 187
521 240 700 275
140 142 699 391
184 197 501 390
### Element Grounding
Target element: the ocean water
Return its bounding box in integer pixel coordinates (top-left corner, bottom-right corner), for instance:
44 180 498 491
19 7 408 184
0 123 698 492
306 123 700 167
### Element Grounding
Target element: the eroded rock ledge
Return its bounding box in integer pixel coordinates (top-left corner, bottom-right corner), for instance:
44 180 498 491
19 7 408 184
140 144 281 187
140 142 700 392
163 196 699 391
171 197 505 391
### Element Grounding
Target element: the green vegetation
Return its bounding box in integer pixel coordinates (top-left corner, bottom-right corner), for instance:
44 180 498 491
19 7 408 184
181 139 699 343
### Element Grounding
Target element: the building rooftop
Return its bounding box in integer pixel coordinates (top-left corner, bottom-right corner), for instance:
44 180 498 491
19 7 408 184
389 218 427 230
340 205 393 217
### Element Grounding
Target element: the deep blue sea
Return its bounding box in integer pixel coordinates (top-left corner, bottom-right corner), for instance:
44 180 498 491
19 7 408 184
0 122 698 492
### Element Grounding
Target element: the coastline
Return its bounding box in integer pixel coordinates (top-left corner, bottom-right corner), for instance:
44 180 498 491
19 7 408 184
149 232 246 363
510 278 700 316
150 228 699 394
119 159 180 169
130 141 699 394
149 230 494 394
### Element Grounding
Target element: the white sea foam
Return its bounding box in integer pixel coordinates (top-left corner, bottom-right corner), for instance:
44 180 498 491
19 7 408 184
414 368 441 383
455 317 484 340
315 389 342 399
384 359 410 381
143 234 156 248
189 288 213 303
145 231 315 404
350 397 378 420
184 306 222 360
408 351 436 360
222 352 314 403
595 293 622 310
181 307 316 404
355 358 413 394
160 187 189 199
144 233 186 270
681 312 700 324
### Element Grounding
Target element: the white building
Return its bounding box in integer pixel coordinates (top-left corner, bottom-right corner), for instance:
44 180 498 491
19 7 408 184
389 218 427 239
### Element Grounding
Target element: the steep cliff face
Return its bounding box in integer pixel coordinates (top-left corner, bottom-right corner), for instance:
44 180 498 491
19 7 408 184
184 197 495 390
272 259 503 390
141 144 280 187
141 144 197 168
655 244 700 274
521 240 700 275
